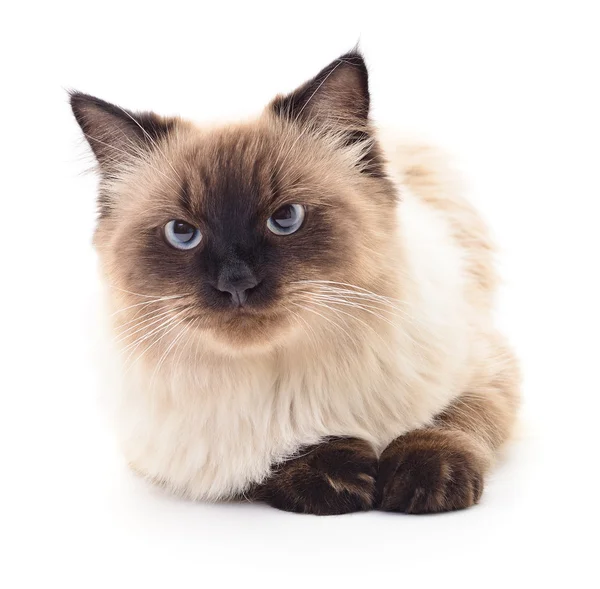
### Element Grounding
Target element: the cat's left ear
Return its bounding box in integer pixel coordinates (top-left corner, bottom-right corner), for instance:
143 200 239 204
69 91 175 174
270 50 384 176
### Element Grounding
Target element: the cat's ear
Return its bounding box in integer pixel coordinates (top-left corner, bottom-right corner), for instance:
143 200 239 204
69 92 175 172
271 50 370 127
270 51 385 176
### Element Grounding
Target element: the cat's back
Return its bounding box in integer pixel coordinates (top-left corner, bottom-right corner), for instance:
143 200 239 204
383 137 498 311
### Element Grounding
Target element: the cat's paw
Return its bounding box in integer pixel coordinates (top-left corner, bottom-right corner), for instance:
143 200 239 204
258 437 377 515
376 429 486 514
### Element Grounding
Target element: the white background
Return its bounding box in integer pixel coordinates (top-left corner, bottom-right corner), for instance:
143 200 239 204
2 1 599 587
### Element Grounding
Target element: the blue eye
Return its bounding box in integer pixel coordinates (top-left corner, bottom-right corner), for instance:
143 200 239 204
267 204 305 236
164 220 202 250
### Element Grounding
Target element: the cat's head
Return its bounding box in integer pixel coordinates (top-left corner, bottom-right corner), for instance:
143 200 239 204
72 51 400 356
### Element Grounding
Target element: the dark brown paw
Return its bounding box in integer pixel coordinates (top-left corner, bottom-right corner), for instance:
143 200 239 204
376 429 485 514
257 437 377 515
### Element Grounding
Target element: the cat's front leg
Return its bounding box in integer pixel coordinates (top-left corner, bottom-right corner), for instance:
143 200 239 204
376 428 487 514
253 437 377 515
376 336 520 514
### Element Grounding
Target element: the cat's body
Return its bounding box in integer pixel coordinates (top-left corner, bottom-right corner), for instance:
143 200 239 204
74 52 519 514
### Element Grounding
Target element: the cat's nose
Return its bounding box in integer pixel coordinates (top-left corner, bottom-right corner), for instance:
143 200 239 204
216 266 260 307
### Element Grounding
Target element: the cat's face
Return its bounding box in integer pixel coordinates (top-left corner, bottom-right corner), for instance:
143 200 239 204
72 52 399 354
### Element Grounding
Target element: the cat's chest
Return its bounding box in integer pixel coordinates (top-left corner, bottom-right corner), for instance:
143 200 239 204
114 330 465 500
121 354 383 445
117 352 398 496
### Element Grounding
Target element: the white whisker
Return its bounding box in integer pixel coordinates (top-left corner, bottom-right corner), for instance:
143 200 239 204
150 319 193 385
123 314 189 375
281 304 319 352
114 307 185 344
109 296 186 316
113 304 177 332
298 297 395 357
120 309 187 356
290 301 354 342
108 285 191 299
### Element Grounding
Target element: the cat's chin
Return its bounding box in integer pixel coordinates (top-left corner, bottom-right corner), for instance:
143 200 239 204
200 312 297 356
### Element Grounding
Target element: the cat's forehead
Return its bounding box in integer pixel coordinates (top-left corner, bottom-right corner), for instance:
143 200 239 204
182 129 279 218
169 123 327 221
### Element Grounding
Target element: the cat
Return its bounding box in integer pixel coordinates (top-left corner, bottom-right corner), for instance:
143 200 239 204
71 50 520 515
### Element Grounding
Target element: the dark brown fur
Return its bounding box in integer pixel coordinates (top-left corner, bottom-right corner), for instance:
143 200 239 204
376 429 485 513
271 51 387 177
252 438 377 515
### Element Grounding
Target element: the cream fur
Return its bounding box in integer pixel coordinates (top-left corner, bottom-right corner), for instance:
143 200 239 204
98 137 500 501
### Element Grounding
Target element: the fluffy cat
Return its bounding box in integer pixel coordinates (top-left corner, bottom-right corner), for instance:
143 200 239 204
71 51 520 515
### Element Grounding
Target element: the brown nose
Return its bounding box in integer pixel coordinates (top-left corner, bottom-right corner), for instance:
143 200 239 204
216 266 260 307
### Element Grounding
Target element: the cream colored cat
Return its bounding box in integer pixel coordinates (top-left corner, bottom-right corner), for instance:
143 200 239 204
71 51 519 515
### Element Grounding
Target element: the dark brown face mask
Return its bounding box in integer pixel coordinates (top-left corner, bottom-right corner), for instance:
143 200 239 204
70 51 397 348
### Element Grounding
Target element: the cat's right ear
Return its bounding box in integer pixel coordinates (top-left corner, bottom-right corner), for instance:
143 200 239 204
69 92 175 173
